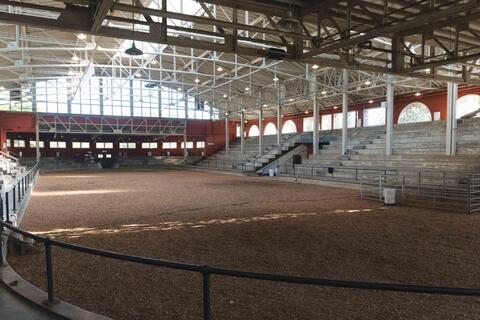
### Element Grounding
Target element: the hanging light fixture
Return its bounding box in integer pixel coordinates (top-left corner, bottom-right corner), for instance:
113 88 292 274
125 0 143 56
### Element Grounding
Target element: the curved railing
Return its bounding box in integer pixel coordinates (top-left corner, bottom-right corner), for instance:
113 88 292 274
1 219 480 319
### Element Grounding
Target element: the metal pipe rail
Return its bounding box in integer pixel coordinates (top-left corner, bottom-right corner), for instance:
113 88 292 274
1 220 480 319
1 163 39 223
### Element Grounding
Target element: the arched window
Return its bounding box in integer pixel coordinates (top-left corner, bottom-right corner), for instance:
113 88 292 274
456 94 480 119
282 120 297 134
398 102 432 124
264 122 277 135
248 125 260 137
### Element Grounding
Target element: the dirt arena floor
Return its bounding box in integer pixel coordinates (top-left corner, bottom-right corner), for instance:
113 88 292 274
8 169 480 320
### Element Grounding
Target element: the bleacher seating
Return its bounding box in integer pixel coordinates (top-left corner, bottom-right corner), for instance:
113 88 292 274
197 133 300 171
290 118 480 181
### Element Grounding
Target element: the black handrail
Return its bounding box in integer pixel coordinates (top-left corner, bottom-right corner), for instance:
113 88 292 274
2 218 480 320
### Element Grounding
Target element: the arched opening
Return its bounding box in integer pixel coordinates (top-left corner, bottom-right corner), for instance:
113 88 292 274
456 94 480 119
282 120 297 134
264 122 277 135
248 125 260 137
398 102 432 124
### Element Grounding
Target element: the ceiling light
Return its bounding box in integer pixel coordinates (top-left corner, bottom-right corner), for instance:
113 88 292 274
333 106 338 109
321 90 327 95
71 54 80 62
194 78 200 83
241 108 246 112
368 99 374 104
224 112 229 116
151 60 158 65
216 66 223 72
77 33 87 40
304 111 309 114
125 0 143 56
262 103 267 107
135 73 141 78
364 80 371 85
273 76 279 82
415 92 421 97
244 87 250 91
289 98 293 102
312 64 319 69
223 94 228 98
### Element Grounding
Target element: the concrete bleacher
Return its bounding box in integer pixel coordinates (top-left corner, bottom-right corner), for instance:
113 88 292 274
197 133 300 171
289 118 480 181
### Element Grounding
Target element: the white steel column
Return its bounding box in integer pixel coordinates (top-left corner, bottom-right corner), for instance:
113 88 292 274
258 103 264 155
341 69 348 155
240 111 245 155
310 75 319 156
225 114 229 154
277 84 283 150
183 95 188 163
385 77 394 156
35 112 40 162
446 82 458 155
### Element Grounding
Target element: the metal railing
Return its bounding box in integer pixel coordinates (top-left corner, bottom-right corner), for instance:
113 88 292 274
1 219 480 319
279 163 398 184
1 163 39 223
360 170 480 214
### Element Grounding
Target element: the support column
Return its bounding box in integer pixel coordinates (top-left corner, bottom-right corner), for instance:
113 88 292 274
385 77 394 156
240 111 245 155
183 95 188 163
35 112 40 162
341 69 348 155
224 114 229 154
446 82 458 155
310 75 319 156
258 104 264 155
277 84 284 150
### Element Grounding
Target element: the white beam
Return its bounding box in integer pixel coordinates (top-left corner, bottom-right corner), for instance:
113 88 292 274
385 77 394 156
446 82 458 156
341 68 348 155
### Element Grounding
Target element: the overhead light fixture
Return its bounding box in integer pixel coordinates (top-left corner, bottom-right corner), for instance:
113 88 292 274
304 111 309 114
321 90 327 95
415 91 421 97
135 73 141 78
125 0 143 56
223 94 228 98
364 80 371 85
225 112 229 116
216 66 223 72
273 76 279 82
244 87 250 91
77 33 87 40
151 60 158 65
194 78 200 83
289 98 293 102
262 103 267 107
333 106 338 110
241 108 246 112
368 99 374 104
71 54 80 62
312 64 319 69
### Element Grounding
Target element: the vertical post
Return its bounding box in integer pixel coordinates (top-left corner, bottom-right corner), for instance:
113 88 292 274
45 240 55 304
202 271 211 320
224 114 229 154
311 74 319 156
258 93 264 155
35 112 40 162
183 95 188 164
446 82 458 156
385 77 394 156
240 111 245 155
341 69 348 155
277 84 284 150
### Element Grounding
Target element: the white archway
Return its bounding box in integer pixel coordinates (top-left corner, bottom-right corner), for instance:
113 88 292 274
264 122 277 135
282 120 297 134
248 125 260 137
398 102 432 124
456 94 480 119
